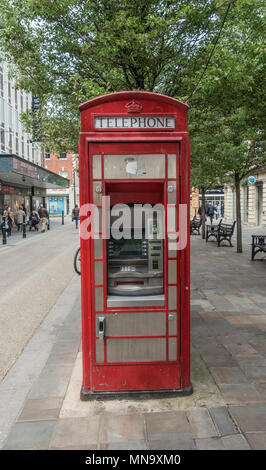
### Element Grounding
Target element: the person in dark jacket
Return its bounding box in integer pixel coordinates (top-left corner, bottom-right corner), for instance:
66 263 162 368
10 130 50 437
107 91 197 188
206 204 215 224
72 204 80 229
38 205 49 232
1 212 12 237
29 210 40 231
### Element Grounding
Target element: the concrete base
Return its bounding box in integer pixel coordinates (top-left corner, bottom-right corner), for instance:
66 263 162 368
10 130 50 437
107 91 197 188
80 383 193 401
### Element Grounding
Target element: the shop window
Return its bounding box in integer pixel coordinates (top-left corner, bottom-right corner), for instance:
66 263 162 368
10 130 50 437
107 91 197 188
59 152 67 160
8 78 11 104
1 122 5 151
15 88 18 109
16 132 19 154
8 128 12 153
0 64 3 98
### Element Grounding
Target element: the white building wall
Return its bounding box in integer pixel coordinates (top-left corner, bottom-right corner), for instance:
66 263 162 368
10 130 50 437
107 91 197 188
0 60 42 165
224 170 266 227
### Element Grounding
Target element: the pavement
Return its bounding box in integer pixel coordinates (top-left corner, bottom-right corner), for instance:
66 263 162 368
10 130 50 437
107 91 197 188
0 222 265 450
0 215 68 250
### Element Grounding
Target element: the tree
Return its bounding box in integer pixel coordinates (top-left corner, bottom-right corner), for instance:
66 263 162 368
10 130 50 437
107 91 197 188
187 0 266 252
190 107 226 239
0 0 231 151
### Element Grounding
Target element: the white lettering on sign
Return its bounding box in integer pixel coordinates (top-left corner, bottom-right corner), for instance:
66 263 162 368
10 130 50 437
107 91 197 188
94 116 175 129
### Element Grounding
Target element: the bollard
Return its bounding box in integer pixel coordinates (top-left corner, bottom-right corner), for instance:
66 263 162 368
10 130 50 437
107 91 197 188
22 214 26 239
2 226 7 245
62 210 64 225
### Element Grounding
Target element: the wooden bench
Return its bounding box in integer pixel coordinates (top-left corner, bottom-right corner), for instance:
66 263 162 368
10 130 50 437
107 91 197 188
217 221 236 247
190 217 202 235
206 219 223 242
251 235 266 260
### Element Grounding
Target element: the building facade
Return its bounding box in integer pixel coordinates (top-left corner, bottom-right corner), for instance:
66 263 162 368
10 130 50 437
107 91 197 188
0 60 42 166
44 151 79 216
190 188 224 217
0 59 68 214
224 169 266 226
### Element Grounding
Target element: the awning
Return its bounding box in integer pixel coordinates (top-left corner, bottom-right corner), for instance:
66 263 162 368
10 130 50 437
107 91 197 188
0 154 69 190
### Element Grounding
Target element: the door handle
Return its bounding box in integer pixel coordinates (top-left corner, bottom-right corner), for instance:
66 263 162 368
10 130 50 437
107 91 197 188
98 317 105 340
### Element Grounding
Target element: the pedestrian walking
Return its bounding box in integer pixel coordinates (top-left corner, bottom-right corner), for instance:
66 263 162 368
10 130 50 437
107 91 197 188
216 202 221 219
1 212 12 238
21 203 27 217
206 203 215 225
15 206 25 232
72 204 80 229
38 205 49 233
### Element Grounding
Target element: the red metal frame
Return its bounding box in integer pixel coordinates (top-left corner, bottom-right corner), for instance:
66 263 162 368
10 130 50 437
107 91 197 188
79 91 190 395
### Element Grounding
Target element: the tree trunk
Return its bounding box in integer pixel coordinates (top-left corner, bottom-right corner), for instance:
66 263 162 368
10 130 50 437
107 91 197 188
201 187 206 239
235 174 242 253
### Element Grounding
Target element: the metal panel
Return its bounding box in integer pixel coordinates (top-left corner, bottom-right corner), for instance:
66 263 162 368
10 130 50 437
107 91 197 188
93 182 102 205
168 260 177 284
167 154 176 178
168 241 177 259
95 339 104 362
107 338 166 362
167 205 177 232
168 312 177 335
94 238 103 259
95 312 166 337
94 261 103 285
168 337 177 361
93 208 102 233
107 294 165 307
168 286 177 310
92 154 102 179
104 154 165 179
95 287 104 311
167 183 177 204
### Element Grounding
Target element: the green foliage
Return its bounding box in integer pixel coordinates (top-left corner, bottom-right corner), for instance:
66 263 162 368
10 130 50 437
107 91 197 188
0 0 230 151
0 0 264 183
189 0 266 189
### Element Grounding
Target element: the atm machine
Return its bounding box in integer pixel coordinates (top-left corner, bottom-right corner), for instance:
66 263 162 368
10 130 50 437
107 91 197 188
78 91 192 398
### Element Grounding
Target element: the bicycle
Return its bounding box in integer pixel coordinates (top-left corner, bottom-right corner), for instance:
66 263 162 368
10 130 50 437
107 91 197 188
74 247 81 275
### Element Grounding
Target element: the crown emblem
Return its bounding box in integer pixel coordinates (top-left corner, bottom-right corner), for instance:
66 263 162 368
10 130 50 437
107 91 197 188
125 100 143 113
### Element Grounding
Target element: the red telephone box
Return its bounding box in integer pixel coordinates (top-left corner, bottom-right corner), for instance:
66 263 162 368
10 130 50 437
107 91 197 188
78 91 192 399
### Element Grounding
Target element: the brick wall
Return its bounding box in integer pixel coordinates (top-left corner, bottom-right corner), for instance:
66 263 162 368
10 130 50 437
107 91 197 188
44 152 73 185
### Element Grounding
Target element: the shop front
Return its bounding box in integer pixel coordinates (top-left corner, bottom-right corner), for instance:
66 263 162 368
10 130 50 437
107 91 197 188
0 154 69 215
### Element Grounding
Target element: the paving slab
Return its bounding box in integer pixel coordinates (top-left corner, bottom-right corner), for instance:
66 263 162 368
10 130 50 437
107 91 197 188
148 438 196 450
17 397 63 422
209 406 239 436
195 437 225 450
187 409 218 439
221 434 251 450
245 432 266 450
99 414 146 444
49 416 100 449
228 405 266 433
219 384 264 405
145 411 191 440
3 420 57 450
209 366 248 385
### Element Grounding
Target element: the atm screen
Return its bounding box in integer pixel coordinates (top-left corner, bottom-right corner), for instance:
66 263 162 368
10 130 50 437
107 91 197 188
110 237 146 259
